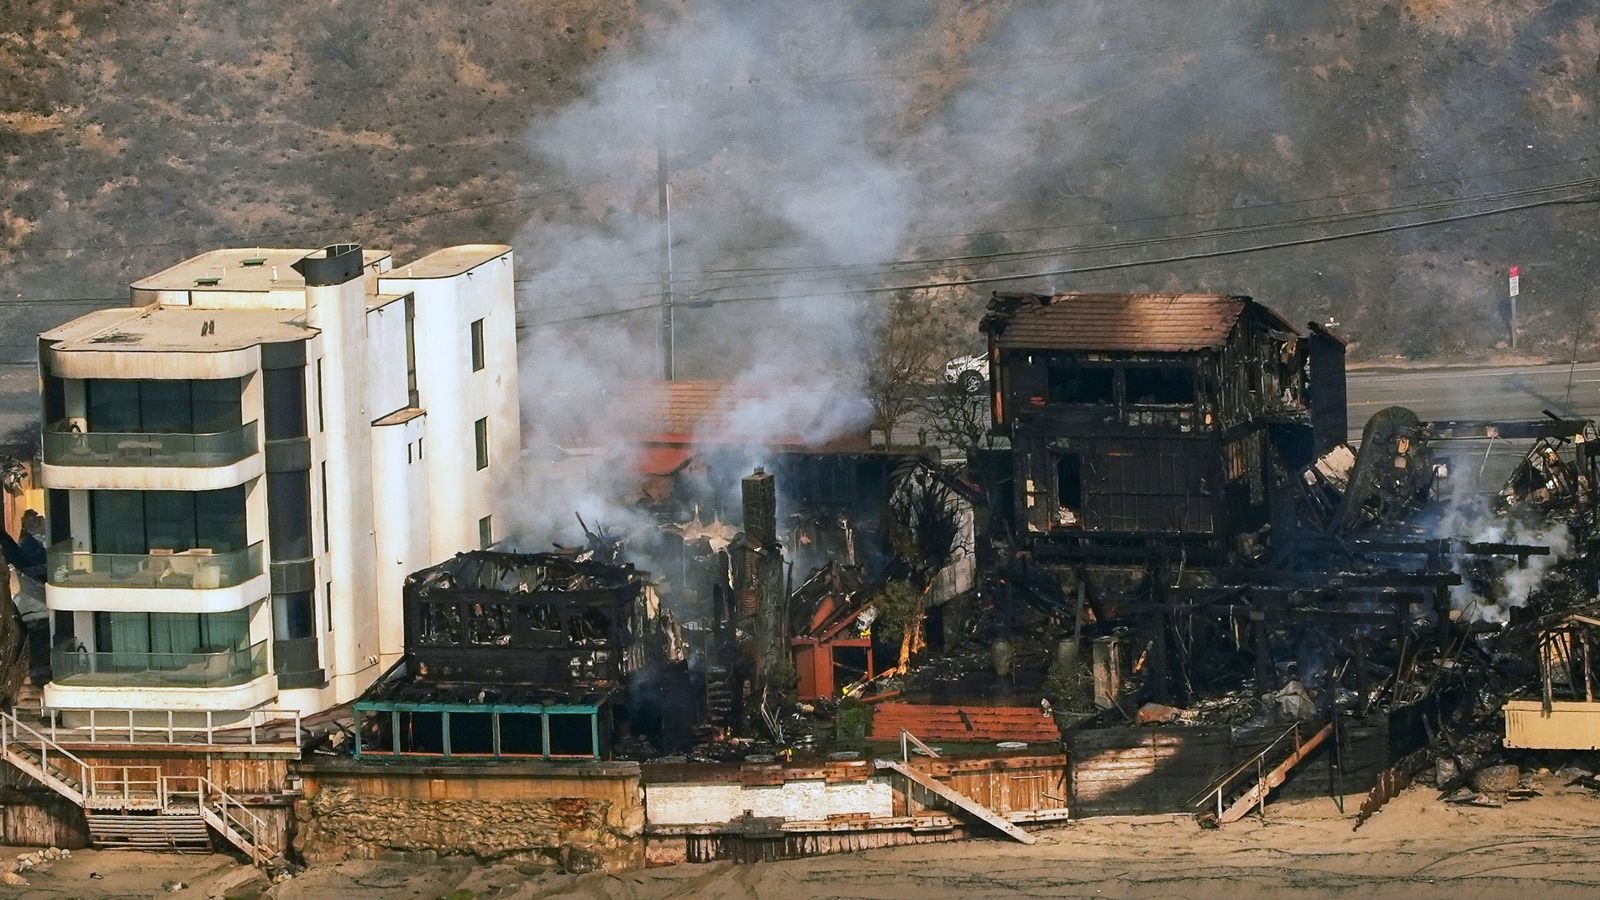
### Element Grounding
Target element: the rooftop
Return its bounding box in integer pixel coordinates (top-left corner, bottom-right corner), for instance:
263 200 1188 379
607 379 872 451
982 292 1296 353
40 305 317 353
130 247 391 294
380 244 512 280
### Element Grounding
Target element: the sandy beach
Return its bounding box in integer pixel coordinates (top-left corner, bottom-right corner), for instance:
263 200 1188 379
4 775 1600 899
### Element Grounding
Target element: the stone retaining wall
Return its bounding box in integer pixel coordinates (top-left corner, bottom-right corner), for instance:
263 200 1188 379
295 763 644 872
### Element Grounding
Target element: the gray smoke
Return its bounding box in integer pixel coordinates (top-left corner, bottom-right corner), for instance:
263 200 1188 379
497 2 1350 549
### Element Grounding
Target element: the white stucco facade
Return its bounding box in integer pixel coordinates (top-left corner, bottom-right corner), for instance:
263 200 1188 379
36 243 522 720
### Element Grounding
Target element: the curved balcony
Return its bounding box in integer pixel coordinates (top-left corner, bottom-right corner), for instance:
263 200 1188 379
41 421 262 491
51 640 269 689
46 542 268 614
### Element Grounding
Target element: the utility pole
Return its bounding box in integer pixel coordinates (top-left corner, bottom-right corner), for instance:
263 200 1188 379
656 80 675 380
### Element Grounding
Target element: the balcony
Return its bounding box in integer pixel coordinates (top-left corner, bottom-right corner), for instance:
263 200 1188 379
51 640 269 689
48 542 264 591
44 421 258 467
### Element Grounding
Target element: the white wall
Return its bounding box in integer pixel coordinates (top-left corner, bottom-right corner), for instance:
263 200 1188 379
364 299 412 421
304 273 381 704
379 250 520 561
644 777 896 826
370 413 429 666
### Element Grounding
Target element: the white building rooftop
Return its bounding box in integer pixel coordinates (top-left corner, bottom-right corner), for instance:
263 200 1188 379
41 306 317 353
384 244 510 280
130 248 392 293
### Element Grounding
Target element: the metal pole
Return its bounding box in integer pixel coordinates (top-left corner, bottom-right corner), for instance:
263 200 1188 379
655 79 675 380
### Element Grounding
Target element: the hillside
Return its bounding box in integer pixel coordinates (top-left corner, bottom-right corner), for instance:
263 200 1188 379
1 0 1596 369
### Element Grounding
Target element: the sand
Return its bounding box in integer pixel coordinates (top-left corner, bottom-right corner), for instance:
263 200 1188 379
10 776 1600 898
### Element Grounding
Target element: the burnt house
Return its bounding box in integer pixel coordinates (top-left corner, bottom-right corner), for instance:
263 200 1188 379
981 292 1345 556
353 551 688 760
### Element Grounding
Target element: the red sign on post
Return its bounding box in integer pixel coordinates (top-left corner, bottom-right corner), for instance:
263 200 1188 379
1508 265 1520 297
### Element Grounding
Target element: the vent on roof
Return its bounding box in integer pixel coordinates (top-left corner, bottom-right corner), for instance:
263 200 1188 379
240 257 266 267
194 276 221 286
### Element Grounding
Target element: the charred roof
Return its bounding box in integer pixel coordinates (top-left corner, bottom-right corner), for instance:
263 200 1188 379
405 549 647 595
981 291 1298 353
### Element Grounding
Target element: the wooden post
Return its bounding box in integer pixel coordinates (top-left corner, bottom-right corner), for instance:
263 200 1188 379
1252 609 1272 691
1583 630 1594 703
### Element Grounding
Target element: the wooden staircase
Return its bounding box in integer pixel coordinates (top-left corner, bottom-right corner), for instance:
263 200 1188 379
1195 720 1334 826
0 710 278 864
86 812 213 852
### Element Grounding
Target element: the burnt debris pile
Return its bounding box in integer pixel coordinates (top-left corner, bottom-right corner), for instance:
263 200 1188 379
355 292 1600 822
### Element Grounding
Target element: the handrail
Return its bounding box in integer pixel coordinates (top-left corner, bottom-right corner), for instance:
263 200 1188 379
0 709 93 801
42 706 303 748
900 729 942 761
1190 723 1303 813
42 419 258 468
189 775 275 864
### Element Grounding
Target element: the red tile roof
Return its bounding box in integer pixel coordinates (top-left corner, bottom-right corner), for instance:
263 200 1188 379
607 379 870 451
984 292 1270 352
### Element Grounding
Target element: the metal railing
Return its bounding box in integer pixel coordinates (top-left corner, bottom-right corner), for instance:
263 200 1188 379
47 541 263 590
51 640 269 689
1191 723 1303 821
40 704 303 748
43 420 258 468
0 709 93 805
194 775 277 864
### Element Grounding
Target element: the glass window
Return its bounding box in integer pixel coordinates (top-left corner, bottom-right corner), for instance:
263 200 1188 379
143 491 196 552
273 591 315 640
86 380 140 432
139 381 190 433
90 491 146 555
474 418 489 470
266 472 312 560
191 378 242 432
262 368 307 441
478 515 492 549
194 486 247 552
470 318 485 372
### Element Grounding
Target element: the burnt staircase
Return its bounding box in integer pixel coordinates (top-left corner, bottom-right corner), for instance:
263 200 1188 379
1194 719 1334 826
0 710 278 863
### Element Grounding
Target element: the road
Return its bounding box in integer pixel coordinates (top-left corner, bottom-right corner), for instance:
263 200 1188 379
1347 361 1600 486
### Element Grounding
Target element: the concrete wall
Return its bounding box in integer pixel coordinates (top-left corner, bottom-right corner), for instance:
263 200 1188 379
364 299 411 421
644 777 896 825
380 249 519 559
370 413 429 666
304 276 381 705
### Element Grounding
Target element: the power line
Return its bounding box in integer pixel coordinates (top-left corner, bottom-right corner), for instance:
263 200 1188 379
517 188 1597 327
511 175 1599 314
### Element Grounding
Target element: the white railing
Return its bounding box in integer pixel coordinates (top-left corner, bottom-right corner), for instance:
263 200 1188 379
178 775 277 864
0 710 93 804
40 706 303 749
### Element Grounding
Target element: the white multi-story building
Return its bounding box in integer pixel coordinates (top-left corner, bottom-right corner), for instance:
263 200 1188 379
34 243 520 719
